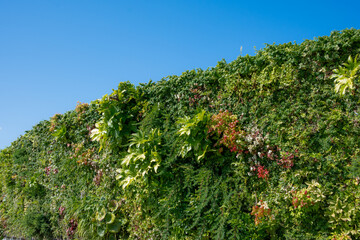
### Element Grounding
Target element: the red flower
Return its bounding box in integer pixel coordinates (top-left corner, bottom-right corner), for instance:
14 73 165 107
257 165 269 180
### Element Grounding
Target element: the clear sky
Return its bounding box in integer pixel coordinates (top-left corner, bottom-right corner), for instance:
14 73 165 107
1 0 359 149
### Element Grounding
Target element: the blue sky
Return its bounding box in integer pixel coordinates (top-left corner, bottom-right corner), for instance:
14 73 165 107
1 0 359 149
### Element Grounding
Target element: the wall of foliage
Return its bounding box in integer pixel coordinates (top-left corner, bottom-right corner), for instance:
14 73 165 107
1 29 360 239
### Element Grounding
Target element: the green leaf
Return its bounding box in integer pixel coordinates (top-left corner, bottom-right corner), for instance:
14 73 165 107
133 153 146 162
108 219 122 233
105 212 116 224
97 224 106 237
180 144 192 158
108 234 116 240
96 208 107 222
197 145 208 161
108 200 119 212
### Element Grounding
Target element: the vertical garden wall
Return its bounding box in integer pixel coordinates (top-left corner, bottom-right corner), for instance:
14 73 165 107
1 29 360 239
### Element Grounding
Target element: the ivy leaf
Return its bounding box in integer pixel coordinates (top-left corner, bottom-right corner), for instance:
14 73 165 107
96 208 107 222
108 200 119 212
105 212 116 224
108 219 123 233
